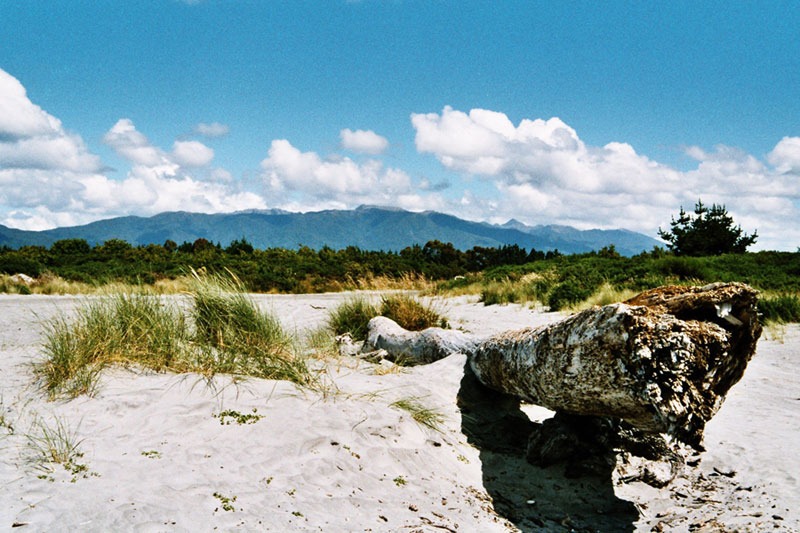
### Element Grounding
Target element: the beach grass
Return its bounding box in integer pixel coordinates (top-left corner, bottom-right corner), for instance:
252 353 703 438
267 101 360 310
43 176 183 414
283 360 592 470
37 272 312 399
24 416 84 472
390 396 444 431
327 295 379 341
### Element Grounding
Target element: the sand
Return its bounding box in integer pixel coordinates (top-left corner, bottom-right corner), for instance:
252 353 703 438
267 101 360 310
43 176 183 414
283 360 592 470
0 293 797 532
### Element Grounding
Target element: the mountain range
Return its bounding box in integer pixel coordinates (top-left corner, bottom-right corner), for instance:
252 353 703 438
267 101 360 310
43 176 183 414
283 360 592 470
0 206 662 256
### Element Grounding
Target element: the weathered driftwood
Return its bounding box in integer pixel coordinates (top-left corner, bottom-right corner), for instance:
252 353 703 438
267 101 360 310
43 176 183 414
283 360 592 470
364 282 761 446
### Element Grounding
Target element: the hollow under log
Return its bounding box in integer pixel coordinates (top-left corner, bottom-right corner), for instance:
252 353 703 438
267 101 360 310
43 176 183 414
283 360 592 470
363 282 761 447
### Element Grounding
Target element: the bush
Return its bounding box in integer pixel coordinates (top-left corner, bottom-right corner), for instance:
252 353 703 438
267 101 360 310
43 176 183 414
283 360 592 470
547 280 593 311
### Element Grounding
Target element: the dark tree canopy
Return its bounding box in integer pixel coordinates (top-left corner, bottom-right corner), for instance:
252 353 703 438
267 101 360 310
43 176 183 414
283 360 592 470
658 201 757 256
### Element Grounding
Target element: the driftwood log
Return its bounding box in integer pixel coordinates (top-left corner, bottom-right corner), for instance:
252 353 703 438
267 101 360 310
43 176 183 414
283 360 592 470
364 282 761 447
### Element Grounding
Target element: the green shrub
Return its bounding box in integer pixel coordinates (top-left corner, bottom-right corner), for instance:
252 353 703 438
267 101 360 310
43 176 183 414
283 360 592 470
547 280 593 311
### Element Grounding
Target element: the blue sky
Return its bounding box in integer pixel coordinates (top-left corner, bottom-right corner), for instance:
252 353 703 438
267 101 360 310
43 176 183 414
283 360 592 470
1 1 799 249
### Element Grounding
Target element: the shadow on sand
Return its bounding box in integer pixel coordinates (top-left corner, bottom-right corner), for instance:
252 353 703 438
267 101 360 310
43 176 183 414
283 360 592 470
457 360 638 532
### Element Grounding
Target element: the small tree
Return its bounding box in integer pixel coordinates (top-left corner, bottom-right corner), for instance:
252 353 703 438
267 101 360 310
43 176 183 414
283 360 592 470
658 200 757 256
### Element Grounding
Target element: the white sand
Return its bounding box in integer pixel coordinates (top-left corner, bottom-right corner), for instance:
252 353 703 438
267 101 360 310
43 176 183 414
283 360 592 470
0 293 797 532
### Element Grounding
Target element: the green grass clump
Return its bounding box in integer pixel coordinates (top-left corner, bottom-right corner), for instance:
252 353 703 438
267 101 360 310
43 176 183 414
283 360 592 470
188 272 309 385
758 294 800 324
38 293 189 398
379 294 448 330
327 296 379 341
390 396 444 431
37 273 312 399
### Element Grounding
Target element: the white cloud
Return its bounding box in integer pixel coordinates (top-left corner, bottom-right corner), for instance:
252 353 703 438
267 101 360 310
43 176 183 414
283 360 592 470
0 69 264 230
193 122 230 138
340 128 389 155
767 136 800 173
260 139 443 212
410 106 800 249
102 118 167 166
171 140 215 167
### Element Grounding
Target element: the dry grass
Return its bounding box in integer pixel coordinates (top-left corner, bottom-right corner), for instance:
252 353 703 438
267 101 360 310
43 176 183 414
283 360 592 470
563 282 639 312
0 272 193 296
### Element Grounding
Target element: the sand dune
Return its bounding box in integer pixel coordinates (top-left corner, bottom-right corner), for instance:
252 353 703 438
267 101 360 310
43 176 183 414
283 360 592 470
1 293 797 531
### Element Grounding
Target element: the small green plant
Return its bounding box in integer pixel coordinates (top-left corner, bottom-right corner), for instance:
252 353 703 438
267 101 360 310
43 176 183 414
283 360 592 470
393 475 407 486
327 296 379 341
390 396 444 431
213 491 237 512
25 416 96 481
214 408 264 425
141 450 162 459
286 488 296 496
292 511 304 517
457 454 470 464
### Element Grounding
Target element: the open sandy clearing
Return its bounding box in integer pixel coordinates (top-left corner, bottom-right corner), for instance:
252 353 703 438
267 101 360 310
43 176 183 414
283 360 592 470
0 293 797 532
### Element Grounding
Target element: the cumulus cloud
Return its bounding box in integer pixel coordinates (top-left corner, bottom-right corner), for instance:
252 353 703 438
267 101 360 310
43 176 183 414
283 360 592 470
412 106 800 250
171 140 215 167
767 136 800 173
0 68 264 230
260 139 443 212
193 122 230 138
340 128 389 155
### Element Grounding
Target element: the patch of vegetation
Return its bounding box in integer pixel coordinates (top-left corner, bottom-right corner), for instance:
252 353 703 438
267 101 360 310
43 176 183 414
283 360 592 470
659 200 757 256
37 273 313 399
758 294 800 324
212 491 237 512
390 396 444 431
393 475 407 487
25 416 96 482
379 294 448 330
141 450 162 459
188 271 310 386
214 408 264 425
327 296 379 341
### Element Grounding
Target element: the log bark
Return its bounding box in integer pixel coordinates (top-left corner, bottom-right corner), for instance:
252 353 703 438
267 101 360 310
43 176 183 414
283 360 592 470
364 282 761 446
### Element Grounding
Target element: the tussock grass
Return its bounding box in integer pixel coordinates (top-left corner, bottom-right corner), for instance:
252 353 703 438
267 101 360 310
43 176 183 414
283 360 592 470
327 295 379 341
37 272 312 399
188 271 310 385
327 293 449 341
390 396 444 431
38 293 188 398
379 294 448 330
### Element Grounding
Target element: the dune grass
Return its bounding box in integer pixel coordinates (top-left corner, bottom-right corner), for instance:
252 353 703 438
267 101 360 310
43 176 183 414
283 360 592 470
37 272 312 399
379 294 449 330
24 416 84 471
327 293 448 341
327 295 380 341
188 271 310 385
390 396 444 431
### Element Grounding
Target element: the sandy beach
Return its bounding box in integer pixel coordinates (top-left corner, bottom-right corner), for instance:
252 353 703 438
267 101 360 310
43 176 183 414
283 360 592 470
1 293 797 532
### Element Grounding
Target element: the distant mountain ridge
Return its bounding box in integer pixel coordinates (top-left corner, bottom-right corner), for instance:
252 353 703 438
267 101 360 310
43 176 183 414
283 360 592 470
0 206 662 256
